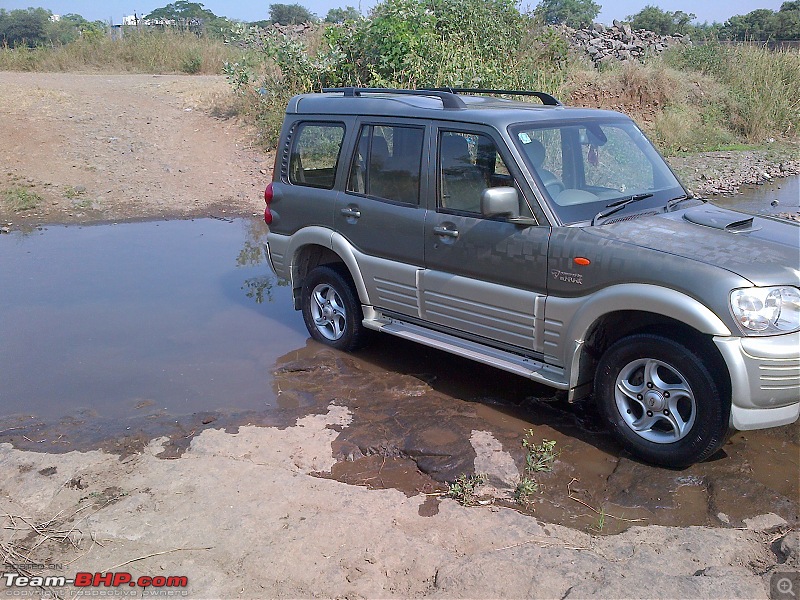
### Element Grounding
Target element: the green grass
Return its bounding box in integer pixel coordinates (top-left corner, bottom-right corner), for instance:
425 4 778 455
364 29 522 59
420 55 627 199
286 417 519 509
63 185 86 199
3 186 41 211
513 477 539 507
588 506 607 533
514 432 558 508
446 473 487 506
665 43 800 143
522 433 558 474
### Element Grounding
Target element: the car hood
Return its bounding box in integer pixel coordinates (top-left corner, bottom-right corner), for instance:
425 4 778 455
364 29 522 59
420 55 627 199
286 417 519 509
584 205 800 287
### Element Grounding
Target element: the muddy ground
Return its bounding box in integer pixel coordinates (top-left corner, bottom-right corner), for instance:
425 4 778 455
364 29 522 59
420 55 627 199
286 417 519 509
1 72 798 599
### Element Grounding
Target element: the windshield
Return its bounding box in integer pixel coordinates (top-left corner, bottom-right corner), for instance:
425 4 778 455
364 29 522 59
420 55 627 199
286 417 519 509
510 118 684 225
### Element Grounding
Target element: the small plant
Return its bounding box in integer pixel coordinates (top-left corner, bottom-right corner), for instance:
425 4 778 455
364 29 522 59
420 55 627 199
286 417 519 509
588 506 607 533
513 476 539 507
514 431 558 507
3 186 41 211
446 473 487 506
182 52 203 74
64 185 86 199
522 432 558 473
74 198 94 211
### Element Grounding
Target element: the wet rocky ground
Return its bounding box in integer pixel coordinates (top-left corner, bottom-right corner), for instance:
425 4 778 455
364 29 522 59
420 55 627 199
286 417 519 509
669 146 800 211
3 337 797 537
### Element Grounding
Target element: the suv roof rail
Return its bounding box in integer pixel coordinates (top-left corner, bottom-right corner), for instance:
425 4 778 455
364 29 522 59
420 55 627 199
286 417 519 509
321 87 467 109
423 87 562 106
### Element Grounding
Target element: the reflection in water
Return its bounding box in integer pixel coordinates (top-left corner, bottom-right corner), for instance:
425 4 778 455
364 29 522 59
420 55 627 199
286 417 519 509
236 218 288 304
0 218 308 421
1 216 796 532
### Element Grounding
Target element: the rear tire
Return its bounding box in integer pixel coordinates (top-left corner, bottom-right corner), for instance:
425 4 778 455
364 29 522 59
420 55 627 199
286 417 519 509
301 265 368 352
594 333 730 468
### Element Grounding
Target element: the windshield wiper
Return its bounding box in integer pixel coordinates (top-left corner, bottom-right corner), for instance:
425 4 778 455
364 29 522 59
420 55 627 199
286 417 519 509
664 193 704 212
591 193 653 226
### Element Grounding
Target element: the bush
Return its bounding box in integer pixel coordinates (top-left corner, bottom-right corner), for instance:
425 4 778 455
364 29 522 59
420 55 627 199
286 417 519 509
227 0 571 147
666 42 800 140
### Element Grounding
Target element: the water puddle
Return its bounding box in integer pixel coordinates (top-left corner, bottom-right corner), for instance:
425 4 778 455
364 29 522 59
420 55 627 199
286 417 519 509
711 173 800 217
0 218 309 431
1 215 797 534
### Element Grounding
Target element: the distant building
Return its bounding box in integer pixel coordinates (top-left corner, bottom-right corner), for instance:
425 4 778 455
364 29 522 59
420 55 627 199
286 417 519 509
49 14 61 22
122 14 176 27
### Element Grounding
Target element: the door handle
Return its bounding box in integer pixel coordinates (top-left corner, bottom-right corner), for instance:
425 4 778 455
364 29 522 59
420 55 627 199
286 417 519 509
433 226 459 239
340 207 361 219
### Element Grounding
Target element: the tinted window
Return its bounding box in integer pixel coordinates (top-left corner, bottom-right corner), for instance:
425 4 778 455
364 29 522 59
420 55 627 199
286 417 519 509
289 123 345 189
347 124 424 204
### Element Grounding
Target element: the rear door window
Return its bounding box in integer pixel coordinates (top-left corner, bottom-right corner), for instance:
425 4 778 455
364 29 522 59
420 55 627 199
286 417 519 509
347 124 424 204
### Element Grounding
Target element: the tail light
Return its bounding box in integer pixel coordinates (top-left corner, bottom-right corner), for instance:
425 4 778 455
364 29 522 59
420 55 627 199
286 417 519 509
264 182 274 225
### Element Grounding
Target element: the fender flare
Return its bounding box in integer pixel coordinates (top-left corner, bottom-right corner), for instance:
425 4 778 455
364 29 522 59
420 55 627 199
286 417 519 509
559 284 732 396
285 227 371 305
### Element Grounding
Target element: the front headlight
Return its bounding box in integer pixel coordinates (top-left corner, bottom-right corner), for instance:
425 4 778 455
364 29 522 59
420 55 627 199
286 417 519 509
730 286 800 335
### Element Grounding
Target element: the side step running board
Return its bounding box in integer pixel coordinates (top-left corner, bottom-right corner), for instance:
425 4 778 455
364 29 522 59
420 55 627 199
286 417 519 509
362 317 569 390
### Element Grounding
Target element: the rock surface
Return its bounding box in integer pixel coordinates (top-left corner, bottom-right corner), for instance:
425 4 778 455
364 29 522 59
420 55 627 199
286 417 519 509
0 407 784 599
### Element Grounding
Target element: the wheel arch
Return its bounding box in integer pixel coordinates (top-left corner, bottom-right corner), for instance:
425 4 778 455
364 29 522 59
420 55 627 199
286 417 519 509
286 228 369 310
561 284 733 402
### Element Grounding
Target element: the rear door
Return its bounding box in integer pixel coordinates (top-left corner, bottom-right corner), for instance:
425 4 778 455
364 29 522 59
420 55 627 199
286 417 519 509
420 125 551 352
333 119 429 317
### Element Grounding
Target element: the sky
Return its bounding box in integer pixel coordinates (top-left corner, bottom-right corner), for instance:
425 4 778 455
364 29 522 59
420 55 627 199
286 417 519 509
0 0 788 26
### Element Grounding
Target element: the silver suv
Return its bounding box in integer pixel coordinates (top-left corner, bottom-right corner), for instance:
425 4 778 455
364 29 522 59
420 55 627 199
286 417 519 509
263 88 799 467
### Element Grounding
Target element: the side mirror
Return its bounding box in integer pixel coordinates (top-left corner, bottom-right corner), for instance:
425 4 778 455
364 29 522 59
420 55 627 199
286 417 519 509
481 187 519 218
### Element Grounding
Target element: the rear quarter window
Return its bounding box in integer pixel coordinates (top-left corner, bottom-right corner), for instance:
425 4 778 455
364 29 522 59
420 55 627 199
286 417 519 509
288 122 345 189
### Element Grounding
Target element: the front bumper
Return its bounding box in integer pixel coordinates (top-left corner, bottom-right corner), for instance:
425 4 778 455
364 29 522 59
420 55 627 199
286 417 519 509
714 331 800 430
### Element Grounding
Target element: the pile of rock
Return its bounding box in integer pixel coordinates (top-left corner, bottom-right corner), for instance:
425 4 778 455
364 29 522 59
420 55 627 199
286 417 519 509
558 21 691 68
271 22 316 38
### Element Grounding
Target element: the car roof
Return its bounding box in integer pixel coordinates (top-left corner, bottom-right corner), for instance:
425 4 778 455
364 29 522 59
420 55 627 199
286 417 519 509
286 89 628 127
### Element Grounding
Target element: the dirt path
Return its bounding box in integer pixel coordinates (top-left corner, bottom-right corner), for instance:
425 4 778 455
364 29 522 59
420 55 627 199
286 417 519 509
1 73 797 599
0 72 269 227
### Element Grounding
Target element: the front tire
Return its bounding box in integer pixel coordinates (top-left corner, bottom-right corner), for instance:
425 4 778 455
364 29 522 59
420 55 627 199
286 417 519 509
594 333 730 468
301 265 368 352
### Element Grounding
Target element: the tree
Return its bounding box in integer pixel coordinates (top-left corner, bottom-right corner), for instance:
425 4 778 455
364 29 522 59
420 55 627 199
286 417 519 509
325 6 362 23
718 4 800 40
722 8 777 40
534 0 600 28
205 16 239 39
269 3 317 24
46 14 106 44
145 1 217 31
627 5 695 35
0 7 51 47
62 14 106 39
777 1 800 39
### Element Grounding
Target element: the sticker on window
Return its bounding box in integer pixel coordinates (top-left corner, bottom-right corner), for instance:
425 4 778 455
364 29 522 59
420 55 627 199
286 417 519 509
518 132 532 144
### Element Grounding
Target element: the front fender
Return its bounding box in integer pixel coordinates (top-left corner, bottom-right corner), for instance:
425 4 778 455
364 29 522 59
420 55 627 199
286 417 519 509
546 284 731 370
